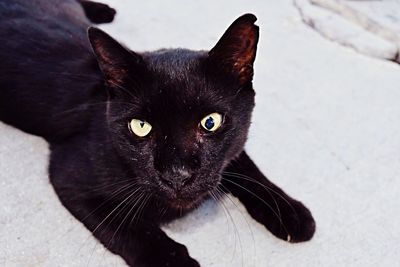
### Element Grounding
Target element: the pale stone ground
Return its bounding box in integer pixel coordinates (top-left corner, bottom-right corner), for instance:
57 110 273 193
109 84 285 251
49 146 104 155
1 0 400 266
295 0 400 62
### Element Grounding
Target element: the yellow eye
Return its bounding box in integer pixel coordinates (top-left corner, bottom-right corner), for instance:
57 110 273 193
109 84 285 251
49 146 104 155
200 113 222 132
129 119 152 137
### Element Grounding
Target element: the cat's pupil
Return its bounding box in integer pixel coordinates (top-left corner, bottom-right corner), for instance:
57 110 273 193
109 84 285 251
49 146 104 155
140 121 145 128
205 117 214 130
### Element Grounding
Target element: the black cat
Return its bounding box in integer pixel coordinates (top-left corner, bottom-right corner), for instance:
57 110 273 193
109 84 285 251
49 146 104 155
0 1 315 266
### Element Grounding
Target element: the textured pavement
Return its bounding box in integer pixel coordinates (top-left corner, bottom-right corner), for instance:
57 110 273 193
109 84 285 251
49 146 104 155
1 0 400 266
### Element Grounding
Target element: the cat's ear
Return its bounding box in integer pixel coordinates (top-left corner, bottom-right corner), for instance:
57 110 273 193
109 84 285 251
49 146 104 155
88 27 143 88
208 14 259 85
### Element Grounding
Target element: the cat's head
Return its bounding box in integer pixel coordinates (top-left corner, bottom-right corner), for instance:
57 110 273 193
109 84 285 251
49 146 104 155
88 14 259 210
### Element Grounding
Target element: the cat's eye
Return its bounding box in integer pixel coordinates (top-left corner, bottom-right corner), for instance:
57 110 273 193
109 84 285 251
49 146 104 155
200 113 223 132
129 119 152 137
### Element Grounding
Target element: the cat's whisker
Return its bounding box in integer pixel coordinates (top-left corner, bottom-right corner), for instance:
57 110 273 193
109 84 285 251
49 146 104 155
80 187 141 255
209 191 233 256
158 204 169 220
209 191 230 231
222 172 283 223
221 178 290 236
209 191 237 261
212 188 244 266
216 185 257 267
127 192 151 228
100 192 151 266
71 179 138 201
134 193 152 225
85 187 143 267
222 171 299 221
90 178 139 190
105 192 146 254
54 180 138 251
125 192 147 230
98 188 144 235
110 192 146 236
69 182 139 225
223 171 293 207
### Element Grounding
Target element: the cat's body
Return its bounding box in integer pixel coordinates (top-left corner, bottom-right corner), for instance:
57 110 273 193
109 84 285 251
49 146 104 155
0 0 111 139
0 1 315 266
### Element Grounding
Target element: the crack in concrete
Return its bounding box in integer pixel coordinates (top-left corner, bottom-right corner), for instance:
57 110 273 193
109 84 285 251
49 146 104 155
294 0 400 63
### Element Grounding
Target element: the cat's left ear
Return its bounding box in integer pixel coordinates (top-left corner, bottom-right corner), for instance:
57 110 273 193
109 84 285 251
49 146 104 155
208 14 259 85
88 27 144 88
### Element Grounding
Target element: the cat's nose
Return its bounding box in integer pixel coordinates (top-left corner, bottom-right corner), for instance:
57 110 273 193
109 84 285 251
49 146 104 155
160 177 192 192
160 168 193 192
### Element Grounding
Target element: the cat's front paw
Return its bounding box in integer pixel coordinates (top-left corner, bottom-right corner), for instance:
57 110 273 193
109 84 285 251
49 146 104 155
277 200 316 243
251 198 316 243
135 242 200 267
80 1 116 24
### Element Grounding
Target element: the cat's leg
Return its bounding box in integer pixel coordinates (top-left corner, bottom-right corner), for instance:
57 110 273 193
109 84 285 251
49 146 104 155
78 0 116 24
67 208 200 267
221 151 316 242
99 223 200 267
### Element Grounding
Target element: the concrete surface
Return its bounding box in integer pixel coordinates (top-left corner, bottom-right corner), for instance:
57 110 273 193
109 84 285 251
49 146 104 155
1 0 400 266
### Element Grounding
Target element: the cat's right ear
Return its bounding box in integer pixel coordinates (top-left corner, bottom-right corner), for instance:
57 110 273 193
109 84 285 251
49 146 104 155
88 27 143 88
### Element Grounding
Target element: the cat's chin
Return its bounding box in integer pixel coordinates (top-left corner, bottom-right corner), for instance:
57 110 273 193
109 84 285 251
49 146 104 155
166 191 210 212
168 200 197 212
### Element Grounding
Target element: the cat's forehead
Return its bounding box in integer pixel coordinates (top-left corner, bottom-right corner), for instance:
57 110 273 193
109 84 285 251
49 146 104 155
140 48 235 100
142 49 206 82
132 49 236 118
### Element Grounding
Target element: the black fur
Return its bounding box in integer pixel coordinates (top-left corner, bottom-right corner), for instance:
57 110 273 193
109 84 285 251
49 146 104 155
79 0 116 24
0 1 315 266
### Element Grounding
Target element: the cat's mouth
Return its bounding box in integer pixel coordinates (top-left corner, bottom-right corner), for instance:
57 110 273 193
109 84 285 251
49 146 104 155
155 173 221 212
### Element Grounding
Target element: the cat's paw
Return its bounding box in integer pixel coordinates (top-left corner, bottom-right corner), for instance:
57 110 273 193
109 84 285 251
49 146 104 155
277 200 316 243
252 198 316 243
135 242 200 267
80 1 116 24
